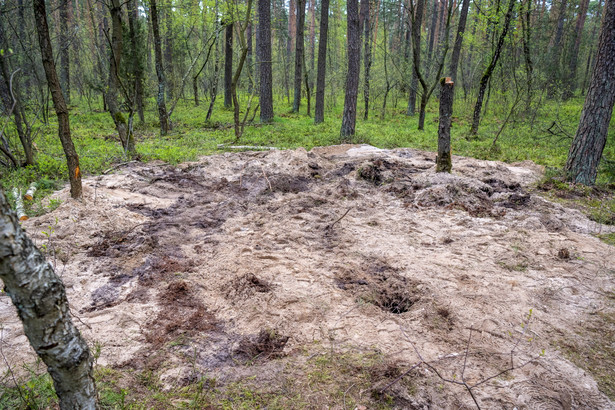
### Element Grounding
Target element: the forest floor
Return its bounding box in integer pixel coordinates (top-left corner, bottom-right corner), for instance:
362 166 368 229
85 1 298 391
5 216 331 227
1 144 615 408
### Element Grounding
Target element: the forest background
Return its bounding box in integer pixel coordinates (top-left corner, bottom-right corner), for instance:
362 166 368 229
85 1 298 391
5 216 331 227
0 0 613 197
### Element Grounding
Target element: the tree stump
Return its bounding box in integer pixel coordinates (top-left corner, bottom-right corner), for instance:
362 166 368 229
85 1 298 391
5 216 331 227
436 77 454 173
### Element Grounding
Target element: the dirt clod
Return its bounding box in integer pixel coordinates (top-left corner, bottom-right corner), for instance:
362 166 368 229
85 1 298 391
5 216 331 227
234 329 289 362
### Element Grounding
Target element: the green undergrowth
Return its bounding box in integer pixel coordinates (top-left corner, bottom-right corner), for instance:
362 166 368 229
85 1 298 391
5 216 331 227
535 169 615 245
0 348 407 409
1 93 614 195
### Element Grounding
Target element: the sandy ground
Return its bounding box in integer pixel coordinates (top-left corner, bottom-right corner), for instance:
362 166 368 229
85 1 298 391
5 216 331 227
1 145 614 408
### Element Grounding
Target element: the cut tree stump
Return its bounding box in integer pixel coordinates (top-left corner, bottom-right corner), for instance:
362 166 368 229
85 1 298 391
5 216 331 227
436 77 454 173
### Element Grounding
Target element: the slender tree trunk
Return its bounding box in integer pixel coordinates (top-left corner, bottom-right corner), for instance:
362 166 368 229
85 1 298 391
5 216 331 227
407 0 424 116
436 77 454 172
565 0 615 185
0 191 95 409
289 0 296 52
151 0 170 135
340 0 361 139
163 1 175 100
59 0 70 105
0 21 34 166
224 23 233 107
520 0 533 101
546 0 568 99
258 0 274 122
314 0 329 123
563 0 589 100
33 0 82 199
363 0 372 120
469 0 516 136
427 0 439 66
309 0 316 91
582 0 603 94
206 23 221 121
105 0 136 155
448 0 469 82
293 0 306 112
128 0 145 124
247 22 253 93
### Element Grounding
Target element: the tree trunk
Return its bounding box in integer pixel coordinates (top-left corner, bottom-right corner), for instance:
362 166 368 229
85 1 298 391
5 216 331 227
565 0 615 185
361 0 371 120
469 0 515 136
224 23 233 108
340 0 361 139
314 0 329 123
34 0 82 200
436 77 454 172
258 0 274 122
407 0 424 116
33 0 82 199
563 0 589 100
0 20 34 166
59 0 70 105
448 0 469 82
546 0 568 99
247 22 253 93
293 0 306 112
151 0 170 135
206 10 221 122
128 0 145 124
0 191 96 409
105 0 136 155
163 1 175 100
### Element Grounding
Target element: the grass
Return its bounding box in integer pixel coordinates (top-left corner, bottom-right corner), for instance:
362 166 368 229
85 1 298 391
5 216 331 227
2 92 614 193
0 348 407 409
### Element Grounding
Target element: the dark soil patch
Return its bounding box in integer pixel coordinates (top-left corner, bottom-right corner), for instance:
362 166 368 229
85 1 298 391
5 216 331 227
146 280 217 348
133 252 194 285
336 261 420 315
233 329 289 362
500 193 531 209
268 174 311 194
83 284 120 312
86 229 159 258
224 273 272 300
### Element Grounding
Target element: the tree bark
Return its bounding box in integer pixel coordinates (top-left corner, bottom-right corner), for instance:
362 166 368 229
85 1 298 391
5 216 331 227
565 0 615 185
59 0 70 105
151 0 170 135
362 0 371 120
563 0 589 100
340 0 361 139
0 21 34 166
247 22 253 93
0 190 96 409
33 0 82 199
163 1 175 100
546 0 567 99
469 0 515 136
407 0 424 116
314 0 329 123
448 0 469 82
105 0 136 155
128 0 145 124
436 77 454 172
258 0 274 122
224 23 233 108
292 0 306 112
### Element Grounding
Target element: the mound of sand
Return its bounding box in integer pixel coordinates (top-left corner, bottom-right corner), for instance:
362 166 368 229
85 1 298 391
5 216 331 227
1 145 614 408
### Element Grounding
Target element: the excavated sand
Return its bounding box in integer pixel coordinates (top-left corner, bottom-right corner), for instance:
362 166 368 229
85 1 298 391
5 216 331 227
1 145 614 408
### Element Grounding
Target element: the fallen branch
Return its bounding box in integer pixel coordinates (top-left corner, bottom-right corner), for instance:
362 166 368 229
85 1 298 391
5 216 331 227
217 144 279 151
326 208 352 231
380 313 542 409
261 166 272 191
